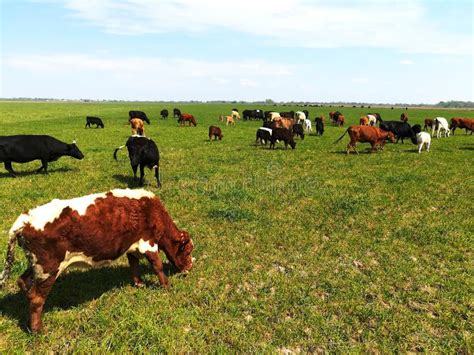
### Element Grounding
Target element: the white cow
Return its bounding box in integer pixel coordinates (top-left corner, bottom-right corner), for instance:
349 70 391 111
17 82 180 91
231 110 240 120
367 114 377 126
432 117 450 138
303 118 312 132
295 111 306 124
416 132 431 153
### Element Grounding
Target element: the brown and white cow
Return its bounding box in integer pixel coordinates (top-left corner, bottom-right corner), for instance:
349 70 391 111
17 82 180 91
0 189 194 333
130 118 145 136
335 125 396 154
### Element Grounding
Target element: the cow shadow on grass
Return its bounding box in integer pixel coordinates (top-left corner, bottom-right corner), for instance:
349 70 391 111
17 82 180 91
0 167 75 179
0 263 177 332
112 174 142 188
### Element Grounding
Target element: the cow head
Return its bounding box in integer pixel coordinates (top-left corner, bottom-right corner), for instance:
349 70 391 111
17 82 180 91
387 132 396 143
161 230 194 273
68 143 85 159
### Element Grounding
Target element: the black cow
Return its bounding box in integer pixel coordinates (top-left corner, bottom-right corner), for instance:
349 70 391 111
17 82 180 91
114 136 161 187
173 108 181 118
0 135 84 177
292 123 305 140
314 117 324 136
85 116 104 128
129 111 150 124
263 120 276 129
232 108 239 112
160 109 169 120
378 119 416 144
280 111 295 119
270 128 296 149
256 127 272 145
243 109 264 121
303 110 309 120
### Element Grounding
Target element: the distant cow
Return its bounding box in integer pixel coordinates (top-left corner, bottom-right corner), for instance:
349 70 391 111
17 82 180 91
256 127 272 145
423 118 434 131
0 135 84 176
400 113 408 122
335 125 395 154
359 116 369 126
130 118 145 136
129 111 150 124
274 117 294 130
270 128 296 150
432 117 450 138
114 136 161 187
336 115 345 127
314 117 324 136
173 108 181 118
0 188 193 332
329 111 342 124
243 109 264 121
209 126 223 140
231 110 240 120
450 117 474 135
281 111 295 119
85 116 104 128
160 109 169 119
178 113 197 127
294 111 306 123
379 119 416 144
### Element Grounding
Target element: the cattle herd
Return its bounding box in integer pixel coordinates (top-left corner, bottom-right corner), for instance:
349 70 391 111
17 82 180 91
0 105 472 333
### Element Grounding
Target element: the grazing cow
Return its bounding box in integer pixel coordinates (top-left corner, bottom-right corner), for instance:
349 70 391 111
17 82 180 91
114 136 161 187
335 125 396 154
400 113 408 122
367 114 378 126
226 115 235 126
256 127 272 145
243 109 264 121
274 117 294 130
0 188 193 333
329 111 342 124
0 135 84 176
303 118 312 132
359 116 369 126
450 117 474 135
160 109 169 120
270 128 296 149
314 117 325 136
416 132 431 153
423 118 434 131
85 116 104 128
129 111 150 124
209 126 223 140
292 123 305 140
130 118 145 136
173 108 181 118
432 117 450 138
294 111 306 124
231 110 240 120
253 109 265 121
378 119 416 144
242 109 253 120
336 115 345 127
178 113 197 127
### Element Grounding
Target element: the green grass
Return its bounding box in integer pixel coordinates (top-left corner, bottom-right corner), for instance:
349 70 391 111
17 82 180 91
0 101 472 352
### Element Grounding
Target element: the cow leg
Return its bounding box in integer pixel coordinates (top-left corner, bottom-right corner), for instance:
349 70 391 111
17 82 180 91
131 164 138 181
37 160 48 174
154 164 161 188
4 161 16 177
139 164 145 186
126 253 144 287
144 251 169 288
26 275 56 333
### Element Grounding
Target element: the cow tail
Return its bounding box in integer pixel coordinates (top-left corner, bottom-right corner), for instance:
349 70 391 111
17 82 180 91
334 128 349 144
0 219 25 287
113 145 126 161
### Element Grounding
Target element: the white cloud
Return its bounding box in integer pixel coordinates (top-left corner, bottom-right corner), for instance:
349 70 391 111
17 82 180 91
400 60 415 65
49 0 472 55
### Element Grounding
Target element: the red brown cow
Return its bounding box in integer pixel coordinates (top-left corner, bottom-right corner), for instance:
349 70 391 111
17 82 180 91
335 125 396 154
423 118 433 131
274 117 295 130
359 116 369 126
336 115 345 127
130 118 145 136
209 126 223 140
400 113 408 122
178 113 197 126
0 189 194 333
450 117 474 135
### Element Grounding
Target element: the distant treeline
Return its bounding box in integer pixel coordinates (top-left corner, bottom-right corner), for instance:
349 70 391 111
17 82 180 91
436 101 474 108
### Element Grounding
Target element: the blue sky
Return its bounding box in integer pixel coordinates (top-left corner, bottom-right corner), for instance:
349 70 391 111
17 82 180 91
1 0 472 103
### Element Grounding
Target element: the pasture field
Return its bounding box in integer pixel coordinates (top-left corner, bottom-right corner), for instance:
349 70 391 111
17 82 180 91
0 101 472 352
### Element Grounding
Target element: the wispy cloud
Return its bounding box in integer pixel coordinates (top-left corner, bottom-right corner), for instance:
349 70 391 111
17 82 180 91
48 0 471 55
400 60 415 65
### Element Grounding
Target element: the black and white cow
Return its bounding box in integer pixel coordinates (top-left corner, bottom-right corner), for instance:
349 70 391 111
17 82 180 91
378 119 416 144
0 135 84 176
160 109 169 119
